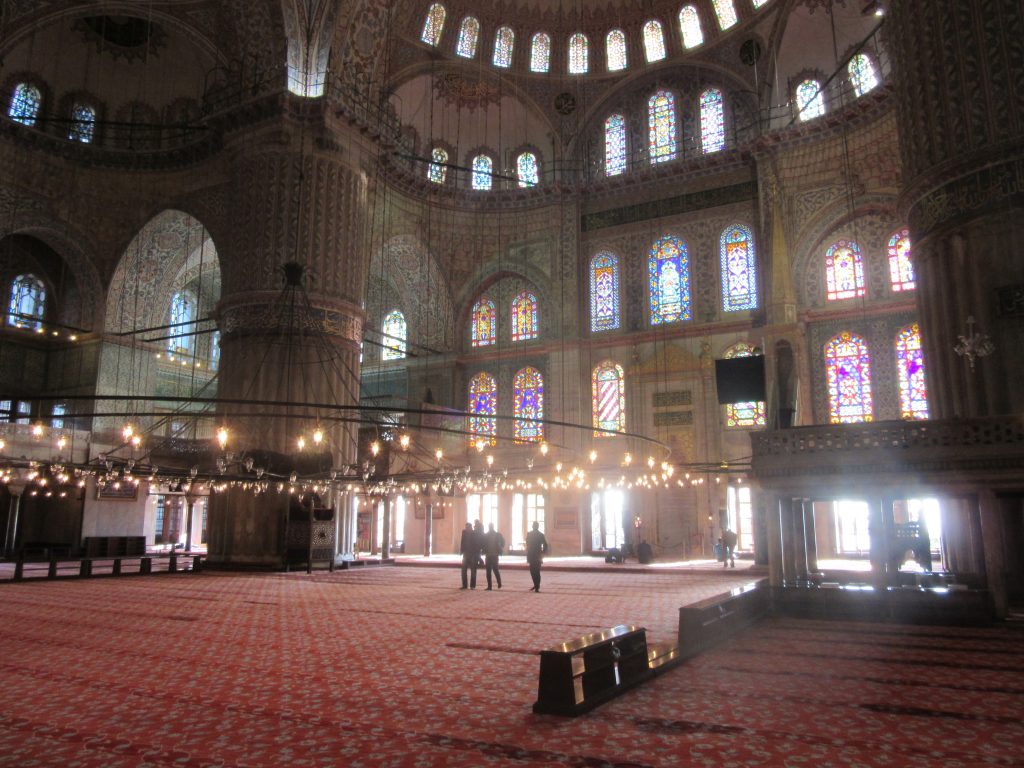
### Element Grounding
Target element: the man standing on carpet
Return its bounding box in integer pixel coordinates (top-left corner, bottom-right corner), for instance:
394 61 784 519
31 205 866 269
722 527 737 568
460 522 481 589
482 522 505 590
525 521 549 592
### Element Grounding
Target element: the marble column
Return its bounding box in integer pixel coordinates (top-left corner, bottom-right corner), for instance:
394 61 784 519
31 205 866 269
207 107 370 567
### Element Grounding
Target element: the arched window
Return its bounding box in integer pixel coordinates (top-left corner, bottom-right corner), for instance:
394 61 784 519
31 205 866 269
382 310 407 360
470 298 496 347
493 26 515 67
468 372 497 446
643 20 666 62
8 83 41 126
517 151 539 187
68 103 96 143
700 87 725 153
168 290 197 354
531 32 551 72
896 324 929 420
679 6 704 48
604 114 627 176
648 90 677 163
428 147 448 184
606 29 628 71
590 252 621 332
721 224 758 311
649 235 690 324
421 3 446 45
592 361 626 436
797 79 825 121
210 330 221 370
712 0 738 30
826 239 866 301
848 54 879 97
472 154 493 190
826 332 873 424
7 274 45 329
888 228 915 292
456 17 480 57
514 367 544 443
511 291 539 341
569 32 589 74
724 343 766 428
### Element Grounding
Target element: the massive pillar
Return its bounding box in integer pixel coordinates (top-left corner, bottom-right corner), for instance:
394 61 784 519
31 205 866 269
889 0 1024 417
208 104 371 566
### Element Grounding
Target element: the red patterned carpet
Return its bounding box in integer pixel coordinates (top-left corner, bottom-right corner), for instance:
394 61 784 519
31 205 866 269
1 567 1022 767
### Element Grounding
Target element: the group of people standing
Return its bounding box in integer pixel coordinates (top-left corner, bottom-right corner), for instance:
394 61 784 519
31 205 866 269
459 520 549 592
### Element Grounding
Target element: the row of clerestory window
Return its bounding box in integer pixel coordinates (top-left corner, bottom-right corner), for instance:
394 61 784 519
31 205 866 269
6 82 96 142
421 1 772 73
427 148 539 189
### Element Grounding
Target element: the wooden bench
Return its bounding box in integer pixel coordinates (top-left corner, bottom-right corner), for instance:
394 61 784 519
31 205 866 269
677 580 769 660
533 624 652 716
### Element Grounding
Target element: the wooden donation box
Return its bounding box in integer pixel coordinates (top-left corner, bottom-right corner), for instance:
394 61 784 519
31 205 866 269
533 624 652 716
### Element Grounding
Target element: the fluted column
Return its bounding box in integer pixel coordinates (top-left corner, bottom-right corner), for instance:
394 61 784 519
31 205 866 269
208 107 370 567
890 0 1024 417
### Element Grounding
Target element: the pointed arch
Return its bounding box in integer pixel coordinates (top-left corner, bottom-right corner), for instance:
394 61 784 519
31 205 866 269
826 239 865 301
530 32 551 72
493 26 515 67
421 3 446 45
590 252 621 332
470 297 496 347
896 324 928 420
649 235 690 324
826 332 873 423
606 29 628 71
456 16 480 58
511 291 538 341
888 228 915 292
643 20 666 62
593 361 626 436
569 32 589 74
721 224 758 311
679 6 704 48
513 367 544 443
468 372 497 445
648 90 677 163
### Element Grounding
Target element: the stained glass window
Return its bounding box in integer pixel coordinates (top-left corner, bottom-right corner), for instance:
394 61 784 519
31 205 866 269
511 291 538 341
592 362 626 436
470 298 496 347
517 151 539 187
648 90 677 163
606 29 628 71
826 239 866 301
428 147 448 184
7 274 45 329
210 330 220 370
468 372 497 446
648 235 690 324
826 332 873 424
590 252 621 332
569 32 589 74
643 20 666 62
8 83 41 126
888 229 915 292
752 0 770 8
382 309 407 360
721 224 758 311
493 26 515 67
713 0 738 29
68 103 96 143
456 17 480 57
421 3 446 45
896 324 929 420
168 291 197 354
531 32 551 72
700 87 725 153
797 79 825 121
604 114 627 176
679 6 704 48
849 54 879 97
472 154 493 190
724 343 766 428
514 367 544 443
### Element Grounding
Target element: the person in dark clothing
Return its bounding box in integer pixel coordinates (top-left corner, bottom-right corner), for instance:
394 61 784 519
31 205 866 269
525 521 549 592
473 519 485 569
482 523 505 590
721 528 738 568
460 522 481 589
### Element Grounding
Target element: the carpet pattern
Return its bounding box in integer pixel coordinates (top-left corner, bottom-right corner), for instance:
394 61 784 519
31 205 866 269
1 568 1022 767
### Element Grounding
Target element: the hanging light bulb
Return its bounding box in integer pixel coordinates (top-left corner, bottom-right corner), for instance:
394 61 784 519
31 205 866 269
371 441 380 456
589 450 597 463
647 456 655 468
475 439 486 453
486 454 494 467
122 423 134 440
312 427 324 445
131 435 142 448
540 442 549 456
216 427 229 450
399 434 410 450
0 438 5 451
31 423 44 437
435 448 443 461
297 436 306 451
57 436 67 451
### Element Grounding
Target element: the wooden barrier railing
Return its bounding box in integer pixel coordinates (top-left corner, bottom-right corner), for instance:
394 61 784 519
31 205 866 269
8 553 204 582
